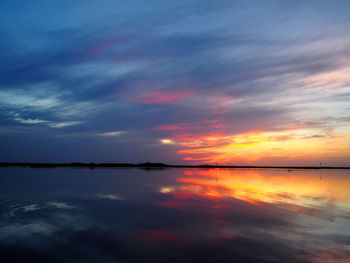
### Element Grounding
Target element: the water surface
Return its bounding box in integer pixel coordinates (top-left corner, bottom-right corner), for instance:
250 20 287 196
0 167 349 262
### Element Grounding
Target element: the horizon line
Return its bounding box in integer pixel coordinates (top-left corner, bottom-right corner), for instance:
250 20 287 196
1 162 350 169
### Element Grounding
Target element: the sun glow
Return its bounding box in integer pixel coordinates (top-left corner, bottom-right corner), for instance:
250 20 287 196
161 138 175 144
168 128 350 165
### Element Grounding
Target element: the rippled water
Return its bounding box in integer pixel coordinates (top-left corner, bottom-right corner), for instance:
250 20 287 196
0 167 349 263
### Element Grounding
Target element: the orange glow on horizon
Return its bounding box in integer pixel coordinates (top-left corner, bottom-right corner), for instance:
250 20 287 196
164 128 350 165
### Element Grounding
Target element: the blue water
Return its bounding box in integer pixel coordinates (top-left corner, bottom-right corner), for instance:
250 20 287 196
0 167 349 262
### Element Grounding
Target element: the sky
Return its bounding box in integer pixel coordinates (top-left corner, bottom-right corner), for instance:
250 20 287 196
1 0 350 165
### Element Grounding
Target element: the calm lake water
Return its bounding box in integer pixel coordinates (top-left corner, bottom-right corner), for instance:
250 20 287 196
0 167 349 263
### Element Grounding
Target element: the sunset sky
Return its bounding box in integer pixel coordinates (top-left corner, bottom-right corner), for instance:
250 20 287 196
1 0 350 165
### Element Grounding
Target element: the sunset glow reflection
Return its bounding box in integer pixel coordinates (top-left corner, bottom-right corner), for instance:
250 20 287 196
160 169 350 208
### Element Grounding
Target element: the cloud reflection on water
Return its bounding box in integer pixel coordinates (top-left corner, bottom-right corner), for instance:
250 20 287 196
0 168 349 262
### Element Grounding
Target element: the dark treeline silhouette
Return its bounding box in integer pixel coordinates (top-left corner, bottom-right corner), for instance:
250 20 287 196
0 162 349 169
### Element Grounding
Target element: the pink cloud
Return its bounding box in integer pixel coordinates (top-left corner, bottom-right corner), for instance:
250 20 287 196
79 34 140 59
153 124 185 131
153 118 226 132
133 90 194 104
79 39 121 58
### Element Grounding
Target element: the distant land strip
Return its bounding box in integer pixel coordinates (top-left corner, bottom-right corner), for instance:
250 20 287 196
0 162 349 169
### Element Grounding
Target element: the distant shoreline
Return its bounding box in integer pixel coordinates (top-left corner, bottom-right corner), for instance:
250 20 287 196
0 162 349 169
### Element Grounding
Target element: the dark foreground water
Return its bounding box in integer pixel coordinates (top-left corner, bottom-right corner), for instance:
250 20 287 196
0 167 349 263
